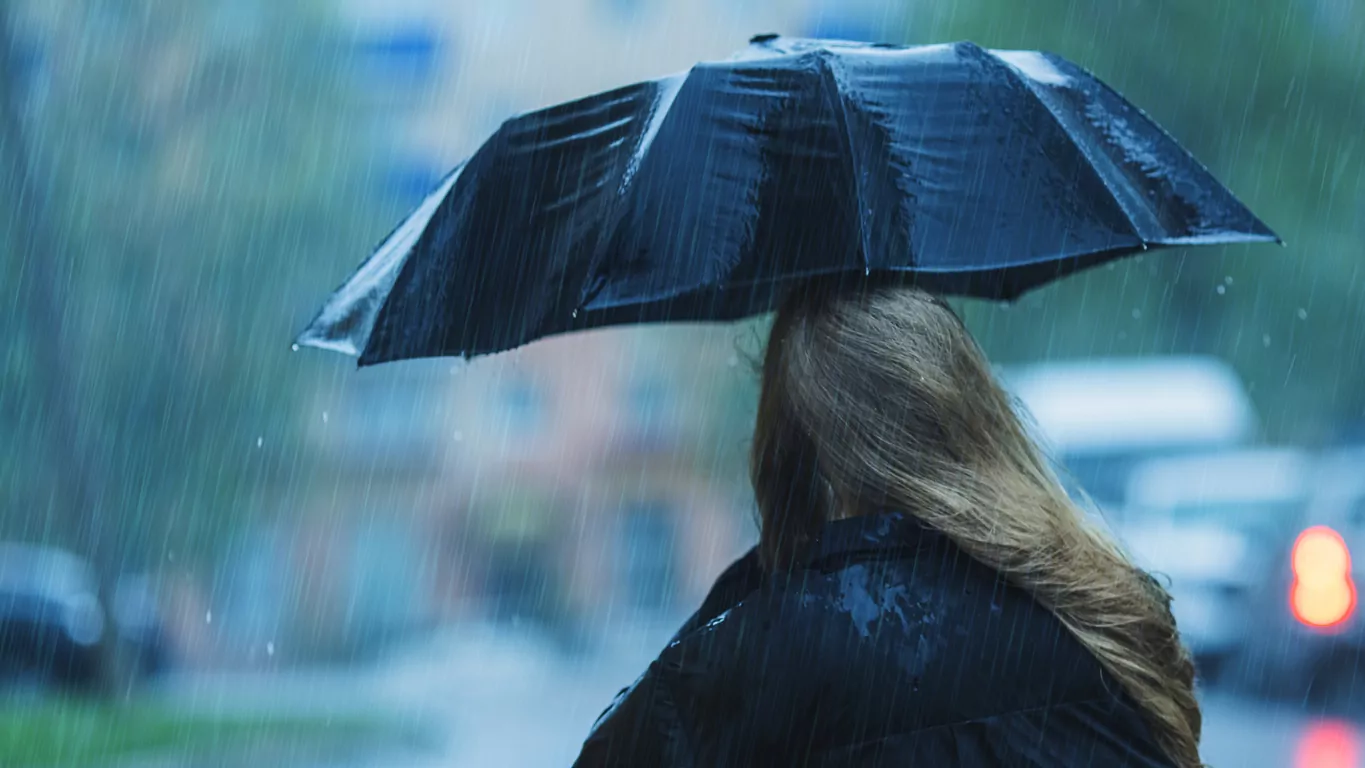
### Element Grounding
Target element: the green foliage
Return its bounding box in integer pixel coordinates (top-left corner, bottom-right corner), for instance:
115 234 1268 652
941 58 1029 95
0 697 407 767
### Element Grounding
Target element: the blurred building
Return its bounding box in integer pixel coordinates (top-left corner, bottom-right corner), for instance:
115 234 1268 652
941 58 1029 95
277 326 756 658
337 0 906 173
435 327 754 627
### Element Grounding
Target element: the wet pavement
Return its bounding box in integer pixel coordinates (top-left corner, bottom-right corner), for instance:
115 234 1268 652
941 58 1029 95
151 622 1365 767
1202 692 1362 768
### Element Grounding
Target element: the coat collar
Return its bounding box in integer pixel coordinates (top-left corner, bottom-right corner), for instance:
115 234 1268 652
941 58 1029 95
803 510 930 569
679 512 932 637
700 511 931 614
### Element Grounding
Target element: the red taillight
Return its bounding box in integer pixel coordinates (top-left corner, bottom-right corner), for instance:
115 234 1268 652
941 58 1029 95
1294 721 1361 768
1291 526 1357 628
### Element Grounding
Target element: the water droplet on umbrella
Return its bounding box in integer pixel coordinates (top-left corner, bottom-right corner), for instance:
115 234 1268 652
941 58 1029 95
1216 285 1226 295
1298 308 1308 320
291 343 299 352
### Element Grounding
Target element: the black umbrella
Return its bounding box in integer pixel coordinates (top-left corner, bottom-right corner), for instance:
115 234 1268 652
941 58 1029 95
299 35 1277 365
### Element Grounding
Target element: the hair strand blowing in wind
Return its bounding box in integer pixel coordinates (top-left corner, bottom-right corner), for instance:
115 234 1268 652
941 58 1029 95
750 282 1203 768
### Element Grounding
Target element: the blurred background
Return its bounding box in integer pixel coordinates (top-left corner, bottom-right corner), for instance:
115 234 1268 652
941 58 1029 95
0 0 1361 765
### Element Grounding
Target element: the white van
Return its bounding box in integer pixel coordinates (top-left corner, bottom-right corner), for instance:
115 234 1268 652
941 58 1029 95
1117 448 1315 681
1001 356 1259 509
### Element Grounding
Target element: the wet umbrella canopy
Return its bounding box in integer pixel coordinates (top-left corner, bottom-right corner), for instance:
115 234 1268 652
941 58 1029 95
298 35 1277 365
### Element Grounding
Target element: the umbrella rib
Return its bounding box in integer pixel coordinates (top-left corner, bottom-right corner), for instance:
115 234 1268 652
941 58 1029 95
616 74 687 199
578 74 688 313
980 49 1149 247
817 53 871 275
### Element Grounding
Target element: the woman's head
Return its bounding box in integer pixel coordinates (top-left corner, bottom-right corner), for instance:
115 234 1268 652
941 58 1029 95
751 282 1202 767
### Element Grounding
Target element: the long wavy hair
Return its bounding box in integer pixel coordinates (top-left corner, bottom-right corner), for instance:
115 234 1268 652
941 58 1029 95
750 281 1201 768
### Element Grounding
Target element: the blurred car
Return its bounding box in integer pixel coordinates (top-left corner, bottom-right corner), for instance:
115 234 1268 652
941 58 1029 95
0 544 171 690
112 575 172 678
1001 356 1258 511
1113 448 1313 684
0 543 106 689
1238 446 1365 710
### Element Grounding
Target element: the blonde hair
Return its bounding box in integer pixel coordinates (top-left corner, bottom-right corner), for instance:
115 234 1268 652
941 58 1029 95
750 281 1201 768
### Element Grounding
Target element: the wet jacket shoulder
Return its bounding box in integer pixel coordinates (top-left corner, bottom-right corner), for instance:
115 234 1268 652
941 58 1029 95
573 512 1175 767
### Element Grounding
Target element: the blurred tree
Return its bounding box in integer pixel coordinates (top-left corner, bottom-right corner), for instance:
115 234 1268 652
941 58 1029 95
0 2 114 576
0 1 386 572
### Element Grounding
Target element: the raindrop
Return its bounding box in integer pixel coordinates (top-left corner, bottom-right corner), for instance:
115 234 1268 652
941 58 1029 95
267 641 275 656
453 430 464 442
572 308 579 319
1216 285 1226 295
322 411 329 423
1297 308 1309 320
256 436 264 448
1131 309 1142 320
205 610 213 624
727 354 739 368
1263 334 1272 347
864 267 871 276
1224 276 1234 286
291 343 299 352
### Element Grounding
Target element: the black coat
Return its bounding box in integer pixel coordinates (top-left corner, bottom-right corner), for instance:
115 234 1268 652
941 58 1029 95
574 512 1176 767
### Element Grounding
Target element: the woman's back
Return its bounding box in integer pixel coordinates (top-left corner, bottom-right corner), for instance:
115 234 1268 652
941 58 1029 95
577 282 1201 766
576 512 1172 766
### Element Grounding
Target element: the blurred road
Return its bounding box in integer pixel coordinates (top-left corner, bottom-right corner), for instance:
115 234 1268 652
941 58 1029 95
1202 693 1362 767
156 623 1365 767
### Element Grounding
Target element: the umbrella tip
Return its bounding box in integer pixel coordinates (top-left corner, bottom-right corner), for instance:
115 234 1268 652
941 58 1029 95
750 33 780 45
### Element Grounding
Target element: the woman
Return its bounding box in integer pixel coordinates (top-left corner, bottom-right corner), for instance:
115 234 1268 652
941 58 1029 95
574 283 1200 767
